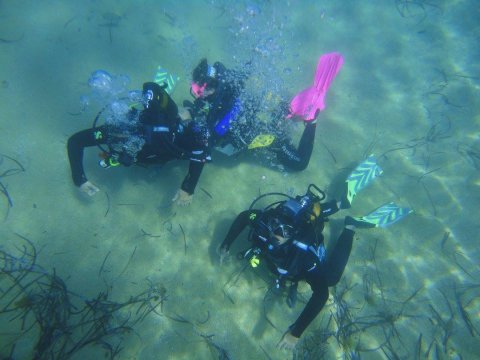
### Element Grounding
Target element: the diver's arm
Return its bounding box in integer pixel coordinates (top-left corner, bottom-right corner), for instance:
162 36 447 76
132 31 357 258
173 117 212 204
179 124 212 195
289 270 329 338
67 127 106 187
181 160 205 195
172 160 205 206
191 98 208 119
220 210 258 251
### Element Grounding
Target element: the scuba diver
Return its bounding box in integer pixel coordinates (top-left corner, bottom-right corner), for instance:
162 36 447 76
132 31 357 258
67 81 211 206
218 156 412 351
183 53 344 171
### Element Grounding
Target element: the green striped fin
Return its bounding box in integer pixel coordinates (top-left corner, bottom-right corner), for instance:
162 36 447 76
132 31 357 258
154 66 179 95
360 202 413 228
346 155 383 205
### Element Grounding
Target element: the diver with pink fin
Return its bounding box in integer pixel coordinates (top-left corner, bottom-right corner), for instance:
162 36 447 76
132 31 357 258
182 53 344 170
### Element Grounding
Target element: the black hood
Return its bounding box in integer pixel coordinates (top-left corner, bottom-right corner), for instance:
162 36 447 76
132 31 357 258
141 82 178 127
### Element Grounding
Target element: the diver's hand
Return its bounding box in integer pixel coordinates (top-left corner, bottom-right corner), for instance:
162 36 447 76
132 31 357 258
80 181 100 196
178 107 192 121
172 189 193 206
277 331 299 351
218 246 230 265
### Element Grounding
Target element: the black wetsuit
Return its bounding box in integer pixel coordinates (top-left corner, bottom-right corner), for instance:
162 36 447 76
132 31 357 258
68 83 211 195
189 61 316 171
220 200 355 338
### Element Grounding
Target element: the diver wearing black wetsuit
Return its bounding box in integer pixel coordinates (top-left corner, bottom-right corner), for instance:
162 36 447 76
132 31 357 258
219 185 356 344
67 82 210 200
188 58 316 171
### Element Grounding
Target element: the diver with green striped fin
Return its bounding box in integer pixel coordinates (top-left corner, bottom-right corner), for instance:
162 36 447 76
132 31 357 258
218 155 412 351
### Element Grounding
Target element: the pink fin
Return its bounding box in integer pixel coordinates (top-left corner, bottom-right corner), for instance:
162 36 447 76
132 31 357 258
288 52 344 121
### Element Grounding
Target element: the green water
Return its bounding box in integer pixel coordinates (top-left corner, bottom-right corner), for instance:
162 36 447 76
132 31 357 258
1 1 479 359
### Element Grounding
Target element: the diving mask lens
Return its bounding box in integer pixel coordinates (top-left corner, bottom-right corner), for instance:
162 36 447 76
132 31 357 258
272 223 294 242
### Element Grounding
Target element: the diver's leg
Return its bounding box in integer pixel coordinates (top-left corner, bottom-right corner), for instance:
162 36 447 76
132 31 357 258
296 121 316 163
276 122 316 171
324 227 354 287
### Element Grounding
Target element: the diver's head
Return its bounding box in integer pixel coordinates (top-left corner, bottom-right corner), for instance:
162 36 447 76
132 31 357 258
140 82 179 126
191 59 217 98
263 212 296 250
